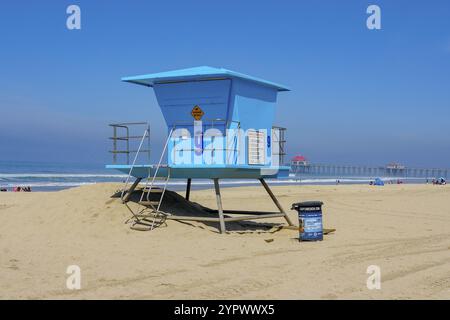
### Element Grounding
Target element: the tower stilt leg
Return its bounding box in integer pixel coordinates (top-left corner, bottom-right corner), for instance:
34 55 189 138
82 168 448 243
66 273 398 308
259 178 294 226
122 177 142 203
213 178 226 233
185 178 192 201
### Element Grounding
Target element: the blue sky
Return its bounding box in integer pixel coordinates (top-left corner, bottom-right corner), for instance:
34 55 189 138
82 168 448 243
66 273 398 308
0 0 449 168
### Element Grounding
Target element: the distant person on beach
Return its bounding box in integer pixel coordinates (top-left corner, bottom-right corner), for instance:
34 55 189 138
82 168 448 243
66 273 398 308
0 188 7 192
431 178 446 185
12 186 31 192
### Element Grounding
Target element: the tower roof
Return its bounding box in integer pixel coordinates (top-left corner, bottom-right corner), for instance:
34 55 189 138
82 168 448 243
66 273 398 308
292 155 306 162
122 66 290 91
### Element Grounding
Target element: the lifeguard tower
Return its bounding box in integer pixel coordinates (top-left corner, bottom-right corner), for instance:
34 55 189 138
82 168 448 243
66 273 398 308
107 66 294 233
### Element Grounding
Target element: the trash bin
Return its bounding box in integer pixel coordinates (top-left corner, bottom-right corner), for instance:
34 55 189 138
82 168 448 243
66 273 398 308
291 201 324 241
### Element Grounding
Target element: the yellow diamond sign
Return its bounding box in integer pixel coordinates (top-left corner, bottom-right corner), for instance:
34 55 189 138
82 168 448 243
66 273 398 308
191 105 204 120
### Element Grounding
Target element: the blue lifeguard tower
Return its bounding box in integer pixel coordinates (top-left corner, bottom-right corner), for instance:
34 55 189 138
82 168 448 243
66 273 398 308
107 66 294 233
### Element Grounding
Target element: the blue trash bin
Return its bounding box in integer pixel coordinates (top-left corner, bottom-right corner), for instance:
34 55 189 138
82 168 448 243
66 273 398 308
291 201 324 241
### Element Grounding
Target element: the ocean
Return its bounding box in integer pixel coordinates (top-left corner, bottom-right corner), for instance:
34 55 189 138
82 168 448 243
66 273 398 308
0 160 125 191
0 160 427 192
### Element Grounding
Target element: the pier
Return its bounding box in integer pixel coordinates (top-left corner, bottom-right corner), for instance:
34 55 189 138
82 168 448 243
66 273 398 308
291 162 449 179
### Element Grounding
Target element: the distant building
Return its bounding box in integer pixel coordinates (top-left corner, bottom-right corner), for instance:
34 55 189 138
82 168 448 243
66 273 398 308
291 155 309 173
291 155 307 166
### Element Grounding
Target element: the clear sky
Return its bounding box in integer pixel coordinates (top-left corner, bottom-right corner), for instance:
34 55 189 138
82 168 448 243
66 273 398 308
1 0 449 168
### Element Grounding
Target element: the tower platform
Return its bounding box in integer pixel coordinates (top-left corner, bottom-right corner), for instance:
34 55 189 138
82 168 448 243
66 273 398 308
106 164 290 179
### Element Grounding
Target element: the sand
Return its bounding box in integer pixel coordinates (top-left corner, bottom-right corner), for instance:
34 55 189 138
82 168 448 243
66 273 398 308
0 183 449 299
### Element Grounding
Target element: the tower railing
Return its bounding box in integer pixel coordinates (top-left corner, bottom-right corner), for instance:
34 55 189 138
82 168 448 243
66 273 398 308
120 127 150 201
272 126 287 165
109 122 150 165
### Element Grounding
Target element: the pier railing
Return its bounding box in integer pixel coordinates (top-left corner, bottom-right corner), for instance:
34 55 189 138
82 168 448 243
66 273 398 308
291 163 449 179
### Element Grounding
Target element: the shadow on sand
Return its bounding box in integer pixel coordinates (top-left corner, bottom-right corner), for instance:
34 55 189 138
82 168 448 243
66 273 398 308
111 188 285 234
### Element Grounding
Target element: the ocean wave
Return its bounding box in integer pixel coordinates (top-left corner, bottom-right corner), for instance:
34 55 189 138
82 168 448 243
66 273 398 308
0 182 95 188
0 180 336 188
0 175 425 189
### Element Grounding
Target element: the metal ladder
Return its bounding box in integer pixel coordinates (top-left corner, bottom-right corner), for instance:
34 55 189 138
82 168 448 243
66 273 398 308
125 127 174 230
120 128 150 202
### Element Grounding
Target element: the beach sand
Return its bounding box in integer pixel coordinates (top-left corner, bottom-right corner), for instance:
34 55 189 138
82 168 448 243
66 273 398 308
0 183 449 299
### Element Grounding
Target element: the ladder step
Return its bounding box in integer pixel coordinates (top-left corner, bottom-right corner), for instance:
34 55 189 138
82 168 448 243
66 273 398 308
139 200 160 206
